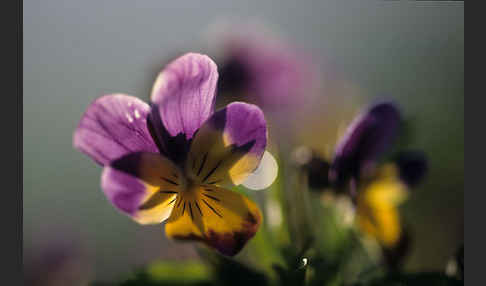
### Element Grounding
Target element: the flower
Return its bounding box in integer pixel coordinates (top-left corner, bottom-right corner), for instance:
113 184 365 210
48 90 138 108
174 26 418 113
24 238 91 286
73 53 267 256
329 101 427 252
299 101 427 255
208 23 321 111
329 101 427 192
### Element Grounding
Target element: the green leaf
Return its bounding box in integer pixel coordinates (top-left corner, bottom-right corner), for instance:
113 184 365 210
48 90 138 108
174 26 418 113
116 261 213 286
355 272 463 286
197 247 269 286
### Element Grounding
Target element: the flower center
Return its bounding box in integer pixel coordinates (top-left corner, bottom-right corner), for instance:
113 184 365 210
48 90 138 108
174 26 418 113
179 170 203 195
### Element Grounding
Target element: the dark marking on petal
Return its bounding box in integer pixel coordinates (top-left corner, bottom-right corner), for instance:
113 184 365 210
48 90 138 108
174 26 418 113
146 115 168 155
195 201 203 216
192 154 197 171
203 193 220 202
160 177 179 186
207 179 223 185
206 224 258 257
160 190 178 194
204 188 214 192
139 192 175 210
177 198 183 208
202 199 222 218
197 152 208 176
202 160 223 182
147 105 192 164
246 212 258 225
189 203 194 221
168 198 176 205
182 202 186 215
232 140 256 154
204 212 261 256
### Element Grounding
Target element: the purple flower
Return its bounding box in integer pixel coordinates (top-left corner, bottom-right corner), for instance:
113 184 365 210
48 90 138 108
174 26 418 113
326 101 427 251
329 101 428 189
24 239 91 286
74 53 267 256
214 26 320 110
298 101 427 192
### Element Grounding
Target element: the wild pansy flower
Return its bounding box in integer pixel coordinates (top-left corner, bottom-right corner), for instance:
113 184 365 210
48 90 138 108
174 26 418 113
329 102 427 189
207 23 320 110
300 102 426 250
74 53 267 256
331 102 426 250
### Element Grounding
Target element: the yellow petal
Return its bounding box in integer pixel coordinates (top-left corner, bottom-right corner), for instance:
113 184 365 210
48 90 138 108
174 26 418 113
134 190 177 225
103 152 182 225
356 164 408 247
165 185 262 256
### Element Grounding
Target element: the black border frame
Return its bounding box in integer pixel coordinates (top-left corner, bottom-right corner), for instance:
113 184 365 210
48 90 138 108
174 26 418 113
2 0 22 284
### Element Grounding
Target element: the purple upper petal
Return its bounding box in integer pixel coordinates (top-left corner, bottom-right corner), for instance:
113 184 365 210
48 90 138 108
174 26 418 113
73 94 158 165
330 101 401 186
150 53 218 140
215 102 267 159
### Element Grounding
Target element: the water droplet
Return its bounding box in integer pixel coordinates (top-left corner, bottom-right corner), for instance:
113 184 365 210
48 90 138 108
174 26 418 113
300 258 308 268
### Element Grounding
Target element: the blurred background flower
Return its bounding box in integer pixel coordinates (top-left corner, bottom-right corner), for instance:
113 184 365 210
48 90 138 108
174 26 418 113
203 20 322 112
23 231 92 286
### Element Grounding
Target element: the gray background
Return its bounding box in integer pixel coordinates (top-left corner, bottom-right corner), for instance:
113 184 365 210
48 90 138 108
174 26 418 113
24 1 464 281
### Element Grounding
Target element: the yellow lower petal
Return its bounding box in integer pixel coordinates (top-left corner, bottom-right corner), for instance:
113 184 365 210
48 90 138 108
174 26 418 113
356 164 408 248
164 185 262 256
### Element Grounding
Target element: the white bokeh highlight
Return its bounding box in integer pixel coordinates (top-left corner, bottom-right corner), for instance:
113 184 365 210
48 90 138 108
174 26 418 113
242 151 279 190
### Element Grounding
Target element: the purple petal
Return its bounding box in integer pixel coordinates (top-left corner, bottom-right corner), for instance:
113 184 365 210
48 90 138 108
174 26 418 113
74 94 158 165
147 106 191 165
102 165 147 215
150 53 218 140
187 102 267 185
394 151 428 187
101 152 182 224
213 102 267 157
330 101 401 185
218 31 320 109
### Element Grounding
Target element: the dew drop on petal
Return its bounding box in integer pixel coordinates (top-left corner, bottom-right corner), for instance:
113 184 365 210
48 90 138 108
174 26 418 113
125 113 134 123
134 109 141 119
242 151 278 190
